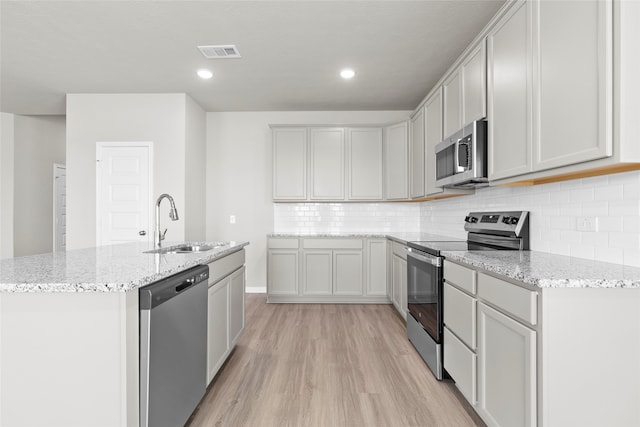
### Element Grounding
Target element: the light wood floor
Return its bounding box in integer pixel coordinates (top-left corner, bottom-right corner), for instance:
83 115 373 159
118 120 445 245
186 294 485 427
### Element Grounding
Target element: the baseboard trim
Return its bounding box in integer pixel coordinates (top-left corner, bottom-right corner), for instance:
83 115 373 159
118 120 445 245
246 286 267 294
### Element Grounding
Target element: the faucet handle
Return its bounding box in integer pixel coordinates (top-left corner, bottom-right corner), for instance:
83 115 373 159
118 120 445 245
160 228 168 241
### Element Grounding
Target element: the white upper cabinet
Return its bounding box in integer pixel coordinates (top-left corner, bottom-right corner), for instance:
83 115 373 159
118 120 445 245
462 40 487 126
424 88 444 196
443 39 487 139
309 127 345 200
384 121 409 200
347 128 383 200
272 125 390 202
272 127 307 200
533 0 612 171
487 0 532 181
488 0 615 182
443 71 462 139
409 107 425 199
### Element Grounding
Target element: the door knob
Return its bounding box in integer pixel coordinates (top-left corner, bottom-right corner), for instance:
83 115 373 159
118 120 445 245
139 230 147 236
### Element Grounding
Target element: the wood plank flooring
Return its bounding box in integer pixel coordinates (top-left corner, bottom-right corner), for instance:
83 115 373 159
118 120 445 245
186 295 485 427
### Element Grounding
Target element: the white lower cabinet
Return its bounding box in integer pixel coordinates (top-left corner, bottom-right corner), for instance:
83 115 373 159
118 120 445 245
267 237 388 303
207 277 229 384
443 262 478 405
333 250 364 295
444 327 477 405
365 238 387 296
302 239 363 296
267 238 299 296
390 242 407 319
444 260 537 427
477 302 536 427
302 250 333 295
206 255 246 385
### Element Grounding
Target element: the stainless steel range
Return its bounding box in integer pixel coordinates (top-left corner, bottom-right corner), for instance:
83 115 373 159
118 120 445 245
406 211 530 379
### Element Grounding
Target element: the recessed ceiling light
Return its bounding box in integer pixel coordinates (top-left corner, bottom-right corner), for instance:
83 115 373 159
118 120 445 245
197 69 213 79
340 69 356 79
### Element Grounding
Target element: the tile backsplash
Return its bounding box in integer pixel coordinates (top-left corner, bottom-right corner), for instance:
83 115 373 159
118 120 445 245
274 202 420 234
274 170 640 267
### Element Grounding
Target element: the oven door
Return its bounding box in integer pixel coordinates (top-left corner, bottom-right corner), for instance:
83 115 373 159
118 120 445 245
406 247 443 343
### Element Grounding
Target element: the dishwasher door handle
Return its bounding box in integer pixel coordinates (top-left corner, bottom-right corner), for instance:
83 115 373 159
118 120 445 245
175 278 196 293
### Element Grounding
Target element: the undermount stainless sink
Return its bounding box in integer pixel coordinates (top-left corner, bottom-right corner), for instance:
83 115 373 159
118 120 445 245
144 242 229 255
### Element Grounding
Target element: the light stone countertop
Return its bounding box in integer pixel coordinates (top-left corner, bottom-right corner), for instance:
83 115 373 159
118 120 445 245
443 250 640 289
0 241 249 293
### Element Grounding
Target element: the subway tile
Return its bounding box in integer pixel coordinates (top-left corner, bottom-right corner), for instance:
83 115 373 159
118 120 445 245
609 232 640 250
595 247 624 264
569 188 594 203
623 216 640 233
560 230 582 244
570 245 595 261
581 231 609 247
597 216 623 232
609 200 639 216
594 184 623 201
581 201 608 216
623 249 640 268
559 203 582 216
549 190 570 204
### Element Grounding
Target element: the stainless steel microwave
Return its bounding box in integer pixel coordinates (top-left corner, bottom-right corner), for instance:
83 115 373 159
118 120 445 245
434 120 488 188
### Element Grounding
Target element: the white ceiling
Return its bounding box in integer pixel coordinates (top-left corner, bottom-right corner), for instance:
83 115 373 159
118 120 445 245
0 0 505 115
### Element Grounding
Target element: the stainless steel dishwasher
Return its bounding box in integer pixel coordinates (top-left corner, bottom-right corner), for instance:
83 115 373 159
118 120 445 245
139 264 209 427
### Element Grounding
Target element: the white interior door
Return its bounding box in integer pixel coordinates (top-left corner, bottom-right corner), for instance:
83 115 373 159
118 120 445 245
96 142 153 246
53 164 66 252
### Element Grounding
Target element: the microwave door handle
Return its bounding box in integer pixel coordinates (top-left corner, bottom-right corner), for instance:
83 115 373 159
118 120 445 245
454 138 464 173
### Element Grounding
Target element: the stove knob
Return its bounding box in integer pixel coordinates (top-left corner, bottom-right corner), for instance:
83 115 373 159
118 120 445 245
502 216 511 224
510 217 519 225
465 216 478 223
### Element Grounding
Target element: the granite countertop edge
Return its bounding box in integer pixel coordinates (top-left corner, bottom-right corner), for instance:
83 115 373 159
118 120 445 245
442 250 640 289
0 241 249 293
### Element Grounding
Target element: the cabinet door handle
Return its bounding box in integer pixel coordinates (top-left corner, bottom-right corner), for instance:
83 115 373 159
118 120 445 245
139 230 147 236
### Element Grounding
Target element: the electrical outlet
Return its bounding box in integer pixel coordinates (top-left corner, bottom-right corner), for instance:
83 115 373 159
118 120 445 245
576 216 598 232
229 215 236 224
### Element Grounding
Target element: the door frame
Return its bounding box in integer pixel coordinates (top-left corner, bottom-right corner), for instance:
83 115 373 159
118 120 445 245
95 142 154 246
53 163 66 252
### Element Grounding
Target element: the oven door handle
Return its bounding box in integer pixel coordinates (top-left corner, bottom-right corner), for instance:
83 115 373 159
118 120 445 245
405 248 442 267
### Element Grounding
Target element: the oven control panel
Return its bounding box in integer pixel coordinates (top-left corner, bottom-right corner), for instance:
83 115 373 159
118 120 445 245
464 211 529 238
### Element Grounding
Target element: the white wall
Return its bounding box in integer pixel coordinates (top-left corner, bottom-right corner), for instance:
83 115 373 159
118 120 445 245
184 96 207 241
66 94 190 249
13 115 66 257
0 113 15 259
206 111 410 290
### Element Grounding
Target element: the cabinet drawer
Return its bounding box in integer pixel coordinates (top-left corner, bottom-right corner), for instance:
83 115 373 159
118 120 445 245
302 238 363 250
444 260 477 295
209 249 245 286
444 327 477 405
267 238 299 249
444 283 476 349
478 273 538 325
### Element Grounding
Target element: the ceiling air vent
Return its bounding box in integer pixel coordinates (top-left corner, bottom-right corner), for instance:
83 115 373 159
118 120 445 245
197 45 241 59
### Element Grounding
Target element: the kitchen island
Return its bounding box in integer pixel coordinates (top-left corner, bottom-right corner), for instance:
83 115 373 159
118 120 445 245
0 240 249 427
